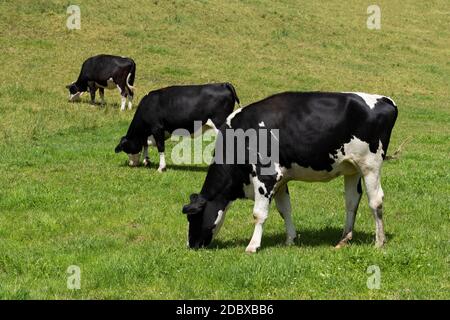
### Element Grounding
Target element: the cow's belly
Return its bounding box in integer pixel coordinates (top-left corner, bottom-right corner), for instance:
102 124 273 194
283 160 358 182
94 78 117 90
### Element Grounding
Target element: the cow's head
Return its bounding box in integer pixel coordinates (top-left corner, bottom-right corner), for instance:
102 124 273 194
182 193 227 249
115 136 142 167
66 82 82 102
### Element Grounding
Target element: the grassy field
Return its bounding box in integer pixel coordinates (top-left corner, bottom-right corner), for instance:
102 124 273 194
0 0 449 299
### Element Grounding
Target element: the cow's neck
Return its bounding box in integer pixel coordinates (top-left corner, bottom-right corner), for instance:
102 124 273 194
126 109 149 143
75 78 88 92
200 163 249 203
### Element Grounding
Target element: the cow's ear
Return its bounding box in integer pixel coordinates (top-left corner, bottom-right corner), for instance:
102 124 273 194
182 194 206 215
65 84 71 89
115 137 127 153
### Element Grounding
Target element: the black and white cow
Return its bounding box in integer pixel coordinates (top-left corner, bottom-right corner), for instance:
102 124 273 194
66 54 136 111
115 83 241 172
182 92 398 252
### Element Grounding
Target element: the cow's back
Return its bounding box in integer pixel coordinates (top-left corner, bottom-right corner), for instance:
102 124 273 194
225 92 398 172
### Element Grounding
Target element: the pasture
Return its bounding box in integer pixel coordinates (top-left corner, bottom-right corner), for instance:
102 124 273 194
0 0 449 299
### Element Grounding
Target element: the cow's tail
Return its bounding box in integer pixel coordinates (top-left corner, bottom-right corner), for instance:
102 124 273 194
225 82 241 107
126 62 136 93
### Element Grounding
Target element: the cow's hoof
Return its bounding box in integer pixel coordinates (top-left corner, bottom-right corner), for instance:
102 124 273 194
375 241 385 249
143 158 150 167
285 238 296 246
334 241 348 249
157 167 167 173
245 245 259 253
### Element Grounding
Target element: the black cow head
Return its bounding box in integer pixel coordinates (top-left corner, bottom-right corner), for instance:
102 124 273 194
182 193 227 249
66 83 82 102
115 136 143 166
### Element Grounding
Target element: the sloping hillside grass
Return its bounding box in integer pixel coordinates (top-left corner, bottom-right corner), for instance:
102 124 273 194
0 0 449 299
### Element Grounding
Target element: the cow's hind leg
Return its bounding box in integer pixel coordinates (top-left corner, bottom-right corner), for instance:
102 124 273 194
142 145 150 167
363 170 386 248
336 174 362 248
117 85 127 111
127 89 134 110
274 184 297 245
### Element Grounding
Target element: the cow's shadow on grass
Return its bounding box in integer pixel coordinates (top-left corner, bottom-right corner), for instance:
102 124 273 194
118 161 208 173
212 227 394 250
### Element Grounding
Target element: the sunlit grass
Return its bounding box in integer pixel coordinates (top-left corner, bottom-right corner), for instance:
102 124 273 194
0 0 448 299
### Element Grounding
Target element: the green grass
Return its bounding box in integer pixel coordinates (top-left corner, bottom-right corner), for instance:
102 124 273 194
0 0 449 299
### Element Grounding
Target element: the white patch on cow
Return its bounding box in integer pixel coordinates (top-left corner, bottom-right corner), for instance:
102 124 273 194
274 162 283 181
212 204 231 238
128 153 140 167
158 152 166 172
214 210 224 226
258 121 265 127
281 136 384 183
205 119 218 133
193 119 217 138
345 92 385 109
226 108 242 127
333 136 384 175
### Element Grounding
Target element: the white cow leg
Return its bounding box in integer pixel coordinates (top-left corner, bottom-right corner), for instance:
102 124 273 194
274 184 296 245
157 152 166 173
117 85 126 111
364 170 386 248
336 174 362 248
127 94 133 110
246 186 271 253
120 95 127 111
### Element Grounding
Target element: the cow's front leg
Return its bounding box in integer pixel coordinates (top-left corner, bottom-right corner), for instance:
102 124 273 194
88 83 97 104
246 180 272 253
158 152 166 173
274 184 297 246
154 131 167 173
99 88 105 105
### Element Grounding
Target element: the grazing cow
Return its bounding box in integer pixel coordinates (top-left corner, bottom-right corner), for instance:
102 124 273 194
114 83 241 172
66 54 136 111
182 92 398 252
